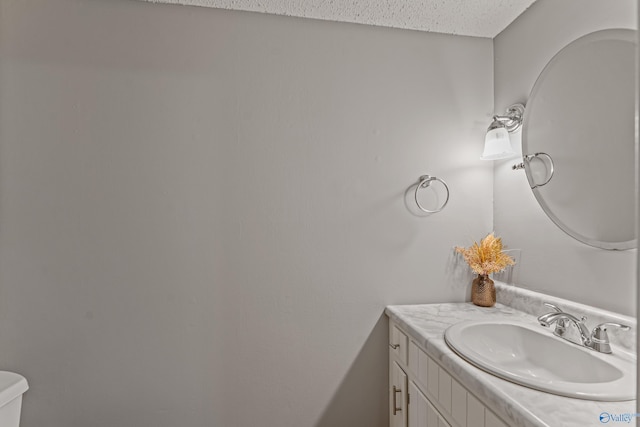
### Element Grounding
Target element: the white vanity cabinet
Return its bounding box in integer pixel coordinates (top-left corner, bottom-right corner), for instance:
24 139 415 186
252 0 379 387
389 321 508 427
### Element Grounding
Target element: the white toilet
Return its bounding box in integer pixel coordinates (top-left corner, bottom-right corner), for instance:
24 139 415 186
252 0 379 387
0 372 28 426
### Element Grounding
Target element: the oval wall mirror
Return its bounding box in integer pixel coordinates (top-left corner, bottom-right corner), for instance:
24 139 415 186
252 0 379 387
522 29 637 250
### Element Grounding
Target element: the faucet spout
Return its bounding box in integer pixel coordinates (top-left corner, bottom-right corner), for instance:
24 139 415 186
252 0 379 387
537 312 561 325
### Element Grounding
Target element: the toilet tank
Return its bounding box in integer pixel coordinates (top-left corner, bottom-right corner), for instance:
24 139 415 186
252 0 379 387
0 372 28 427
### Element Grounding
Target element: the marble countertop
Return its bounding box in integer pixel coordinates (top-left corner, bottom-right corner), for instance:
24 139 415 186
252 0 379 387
385 302 637 427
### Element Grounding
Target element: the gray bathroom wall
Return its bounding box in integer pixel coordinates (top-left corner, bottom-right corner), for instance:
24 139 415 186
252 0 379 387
0 0 493 425
493 0 637 316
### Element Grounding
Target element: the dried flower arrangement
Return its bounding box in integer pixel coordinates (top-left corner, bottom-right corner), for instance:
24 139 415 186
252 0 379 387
455 233 515 277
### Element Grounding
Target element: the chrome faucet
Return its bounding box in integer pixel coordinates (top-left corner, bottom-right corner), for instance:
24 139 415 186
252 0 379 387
537 302 631 354
538 311 592 347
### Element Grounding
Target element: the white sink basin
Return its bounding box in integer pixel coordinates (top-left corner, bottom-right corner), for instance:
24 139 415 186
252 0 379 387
444 320 635 401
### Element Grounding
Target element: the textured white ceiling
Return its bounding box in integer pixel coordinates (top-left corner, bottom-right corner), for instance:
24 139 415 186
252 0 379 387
140 0 537 38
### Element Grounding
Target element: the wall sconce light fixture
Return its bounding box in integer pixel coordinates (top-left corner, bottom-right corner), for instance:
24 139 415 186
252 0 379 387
480 104 525 160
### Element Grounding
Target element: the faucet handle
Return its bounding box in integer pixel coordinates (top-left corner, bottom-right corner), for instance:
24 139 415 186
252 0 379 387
590 323 631 354
593 322 631 334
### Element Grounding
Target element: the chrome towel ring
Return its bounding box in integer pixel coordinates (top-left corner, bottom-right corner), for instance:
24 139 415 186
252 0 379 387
414 175 450 213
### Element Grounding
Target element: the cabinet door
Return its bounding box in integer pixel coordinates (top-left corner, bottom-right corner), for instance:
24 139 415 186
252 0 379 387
408 381 422 427
391 362 408 427
409 380 441 427
408 381 428 427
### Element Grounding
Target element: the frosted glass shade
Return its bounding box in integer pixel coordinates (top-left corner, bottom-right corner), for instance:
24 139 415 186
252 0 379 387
481 127 515 160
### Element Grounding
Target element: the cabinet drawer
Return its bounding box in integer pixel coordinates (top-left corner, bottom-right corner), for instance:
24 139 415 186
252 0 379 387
389 323 408 364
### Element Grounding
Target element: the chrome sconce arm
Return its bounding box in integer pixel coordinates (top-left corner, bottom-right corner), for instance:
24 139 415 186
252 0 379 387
512 152 555 189
491 104 526 133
